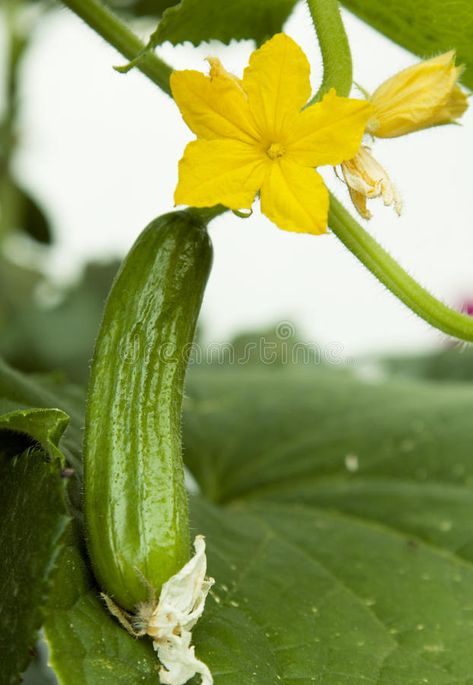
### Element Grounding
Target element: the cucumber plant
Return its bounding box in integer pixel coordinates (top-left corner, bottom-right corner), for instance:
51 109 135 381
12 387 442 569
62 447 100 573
2 1 473 684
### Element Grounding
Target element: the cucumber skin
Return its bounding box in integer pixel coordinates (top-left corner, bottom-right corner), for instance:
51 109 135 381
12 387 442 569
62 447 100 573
84 210 213 611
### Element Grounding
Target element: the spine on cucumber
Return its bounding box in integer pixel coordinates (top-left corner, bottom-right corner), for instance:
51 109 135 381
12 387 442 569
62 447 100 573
84 209 213 611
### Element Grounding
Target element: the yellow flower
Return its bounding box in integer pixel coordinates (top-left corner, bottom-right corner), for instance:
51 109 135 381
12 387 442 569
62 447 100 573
171 33 372 235
367 51 468 139
340 51 468 220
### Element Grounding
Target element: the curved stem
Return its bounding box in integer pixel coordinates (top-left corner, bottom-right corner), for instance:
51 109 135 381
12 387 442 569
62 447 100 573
191 205 227 224
61 0 172 95
305 0 352 101
329 194 473 342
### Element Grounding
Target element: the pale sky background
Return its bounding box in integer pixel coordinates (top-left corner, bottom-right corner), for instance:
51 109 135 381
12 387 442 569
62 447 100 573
3 2 473 358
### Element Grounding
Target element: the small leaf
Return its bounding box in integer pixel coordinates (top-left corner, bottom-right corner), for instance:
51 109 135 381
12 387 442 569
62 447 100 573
0 358 84 472
150 0 298 47
0 408 69 461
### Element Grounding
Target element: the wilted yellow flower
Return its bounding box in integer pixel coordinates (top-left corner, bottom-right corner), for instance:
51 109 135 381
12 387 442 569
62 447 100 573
341 51 468 219
367 51 468 138
171 33 372 235
341 146 402 220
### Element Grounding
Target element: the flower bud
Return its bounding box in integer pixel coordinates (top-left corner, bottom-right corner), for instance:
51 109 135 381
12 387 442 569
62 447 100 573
367 51 468 138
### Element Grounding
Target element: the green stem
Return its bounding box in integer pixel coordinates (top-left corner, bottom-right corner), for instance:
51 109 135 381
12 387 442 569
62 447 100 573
61 0 172 95
191 205 227 224
329 194 473 342
306 0 353 101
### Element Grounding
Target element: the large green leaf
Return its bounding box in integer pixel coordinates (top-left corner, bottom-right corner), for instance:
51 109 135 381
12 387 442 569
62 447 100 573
0 447 69 684
0 359 83 682
44 531 158 684
341 0 473 90
182 367 473 682
32 361 473 684
149 0 298 47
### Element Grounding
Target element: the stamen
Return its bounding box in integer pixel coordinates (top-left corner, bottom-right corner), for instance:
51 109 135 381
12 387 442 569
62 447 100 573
267 142 285 160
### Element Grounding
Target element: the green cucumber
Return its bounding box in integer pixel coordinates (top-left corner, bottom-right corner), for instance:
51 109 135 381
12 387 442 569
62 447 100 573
84 209 213 611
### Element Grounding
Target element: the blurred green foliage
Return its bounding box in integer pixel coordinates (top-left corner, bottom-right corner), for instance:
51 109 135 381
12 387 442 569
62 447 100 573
0 257 119 384
382 346 473 383
0 2 53 248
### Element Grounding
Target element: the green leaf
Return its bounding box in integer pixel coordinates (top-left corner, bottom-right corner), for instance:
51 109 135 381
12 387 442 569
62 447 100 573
341 0 473 90
0 358 84 473
192 499 473 684
181 367 473 682
0 408 69 461
105 0 178 19
0 447 69 684
29 358 473 684
44 531 158 684
150 0 298 47
0 359 82 681
0 361 158 682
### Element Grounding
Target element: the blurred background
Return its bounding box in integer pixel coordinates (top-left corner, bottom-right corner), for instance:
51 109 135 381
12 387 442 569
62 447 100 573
1 0 472 387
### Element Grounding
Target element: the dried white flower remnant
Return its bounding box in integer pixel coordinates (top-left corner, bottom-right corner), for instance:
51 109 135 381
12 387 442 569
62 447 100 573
341 145 402 220
142 535 215 685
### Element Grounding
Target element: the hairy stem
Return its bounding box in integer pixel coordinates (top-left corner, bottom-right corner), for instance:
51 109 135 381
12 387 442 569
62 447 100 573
306 0 353 101
329 195 473 342
61 0 172 95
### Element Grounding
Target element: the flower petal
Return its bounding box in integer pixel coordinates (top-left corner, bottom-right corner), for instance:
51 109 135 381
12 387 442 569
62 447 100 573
286 89 373 167
242 33 311 141
170 68 258 143
174 139 267 209
260 159 329 234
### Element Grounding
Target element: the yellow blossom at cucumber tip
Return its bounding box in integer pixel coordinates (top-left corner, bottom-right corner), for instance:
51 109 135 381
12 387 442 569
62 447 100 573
340 50 468 220
171 33 372 235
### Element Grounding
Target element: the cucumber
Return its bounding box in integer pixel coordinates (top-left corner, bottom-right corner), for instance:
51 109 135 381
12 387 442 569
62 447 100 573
84 209 213 611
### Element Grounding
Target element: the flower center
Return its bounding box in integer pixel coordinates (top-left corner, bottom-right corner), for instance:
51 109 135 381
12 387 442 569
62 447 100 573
266 142 285 160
